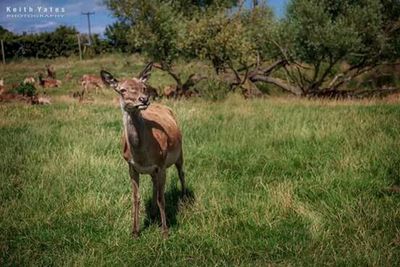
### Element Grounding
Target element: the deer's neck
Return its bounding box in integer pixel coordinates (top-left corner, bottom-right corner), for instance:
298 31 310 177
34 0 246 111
123 110 145 150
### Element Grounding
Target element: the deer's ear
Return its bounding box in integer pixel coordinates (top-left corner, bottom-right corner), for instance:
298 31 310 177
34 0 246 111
138 62 153 83
101 70 119 89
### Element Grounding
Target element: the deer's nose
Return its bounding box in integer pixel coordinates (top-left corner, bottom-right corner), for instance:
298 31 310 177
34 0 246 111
139 96 149 104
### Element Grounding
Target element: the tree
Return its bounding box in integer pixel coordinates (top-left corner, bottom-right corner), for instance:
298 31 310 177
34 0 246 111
249 0 400 96
0 26 14 40
2 26 80 59
105 21 136 52
184 5 288 93
104 0 237 95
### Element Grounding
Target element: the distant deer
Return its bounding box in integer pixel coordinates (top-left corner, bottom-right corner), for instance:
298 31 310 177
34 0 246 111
46 64 56 79
101 63 186 238
38 73 62 88
80 74 105 94
23 76 36 85
0 79 4 95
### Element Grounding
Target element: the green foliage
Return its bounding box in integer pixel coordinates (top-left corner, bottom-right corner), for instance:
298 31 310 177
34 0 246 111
162 0 237 17
286 0 400 66
104 0 240 67
183 6 279 73
2 26 79 59
1 26 114 60
196 77 230 100
268 0 400 93
104 21 136 53
184 11 254 72
130 0 184 66
0 26 13 41
14 83 36 97
240 6 279 61
286 0 363 64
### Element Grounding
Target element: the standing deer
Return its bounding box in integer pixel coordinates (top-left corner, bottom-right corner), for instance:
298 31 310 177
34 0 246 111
80 74 105 94
100 63 186 238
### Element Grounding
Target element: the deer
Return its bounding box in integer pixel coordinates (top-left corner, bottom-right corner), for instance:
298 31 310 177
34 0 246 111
80 74 105 94
0 79 4 94
100 63 186 239
45 64 56 79
23 76 36 85
38 73 62 88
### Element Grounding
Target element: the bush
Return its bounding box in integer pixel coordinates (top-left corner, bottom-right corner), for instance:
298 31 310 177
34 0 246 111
197 78 230 101
15 83 36 97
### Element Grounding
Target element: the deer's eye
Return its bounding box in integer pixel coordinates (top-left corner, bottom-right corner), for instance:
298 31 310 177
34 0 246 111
120 88 127 94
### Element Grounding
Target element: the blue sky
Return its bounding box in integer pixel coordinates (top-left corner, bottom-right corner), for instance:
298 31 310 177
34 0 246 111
0 0 288 35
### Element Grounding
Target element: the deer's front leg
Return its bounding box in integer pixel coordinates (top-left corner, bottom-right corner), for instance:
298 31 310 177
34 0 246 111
129 164 140 238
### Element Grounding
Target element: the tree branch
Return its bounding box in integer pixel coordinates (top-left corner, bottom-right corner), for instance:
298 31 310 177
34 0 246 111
153 62 183 88
250 75 304 96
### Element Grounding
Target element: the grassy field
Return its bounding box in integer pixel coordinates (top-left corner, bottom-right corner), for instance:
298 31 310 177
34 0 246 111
1 55 400 266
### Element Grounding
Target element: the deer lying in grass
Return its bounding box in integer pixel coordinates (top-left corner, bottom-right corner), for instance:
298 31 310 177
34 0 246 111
38 73 62 88
101 63 186 238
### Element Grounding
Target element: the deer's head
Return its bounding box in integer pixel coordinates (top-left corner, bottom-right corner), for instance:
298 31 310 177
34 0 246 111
101 62 153 112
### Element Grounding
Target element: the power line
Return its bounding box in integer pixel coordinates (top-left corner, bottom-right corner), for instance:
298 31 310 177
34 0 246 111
81 12 95 45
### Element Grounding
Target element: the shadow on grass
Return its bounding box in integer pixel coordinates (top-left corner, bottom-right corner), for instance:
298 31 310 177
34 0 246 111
143 185 195 228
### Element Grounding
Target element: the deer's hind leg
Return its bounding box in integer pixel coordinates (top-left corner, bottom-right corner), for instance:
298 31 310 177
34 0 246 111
175 153 187 196
152 168 168 238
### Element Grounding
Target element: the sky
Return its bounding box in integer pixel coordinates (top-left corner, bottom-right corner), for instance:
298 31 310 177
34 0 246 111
0 0 288 35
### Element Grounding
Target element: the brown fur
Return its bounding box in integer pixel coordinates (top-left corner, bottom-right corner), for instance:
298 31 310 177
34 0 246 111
64 71 73 82
31 95 51 105
0 91 30 103
0 79 4 93
38 74 61 88
101 65 186 238
163 85 199 99
121 104 182 165
46 64 56 79
163 85 177 98
80 74 105 93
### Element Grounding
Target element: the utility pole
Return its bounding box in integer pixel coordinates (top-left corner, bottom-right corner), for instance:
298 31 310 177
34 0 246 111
81 12 95 45
1 40 5 64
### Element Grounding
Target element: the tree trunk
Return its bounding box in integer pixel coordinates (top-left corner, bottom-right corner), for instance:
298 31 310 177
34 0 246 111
250 75 304 96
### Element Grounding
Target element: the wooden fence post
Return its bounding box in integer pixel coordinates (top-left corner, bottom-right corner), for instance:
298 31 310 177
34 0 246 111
77 34 82 61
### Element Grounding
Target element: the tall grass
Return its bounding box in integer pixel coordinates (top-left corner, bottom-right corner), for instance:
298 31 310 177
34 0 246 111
1 55 400 266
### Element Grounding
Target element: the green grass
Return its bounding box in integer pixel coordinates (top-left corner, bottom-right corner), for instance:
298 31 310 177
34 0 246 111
1 55 400 266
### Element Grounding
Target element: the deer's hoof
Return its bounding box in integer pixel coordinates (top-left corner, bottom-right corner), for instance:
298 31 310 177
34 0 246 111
181 189 187 198
132 231 140 239
162 229 169 239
